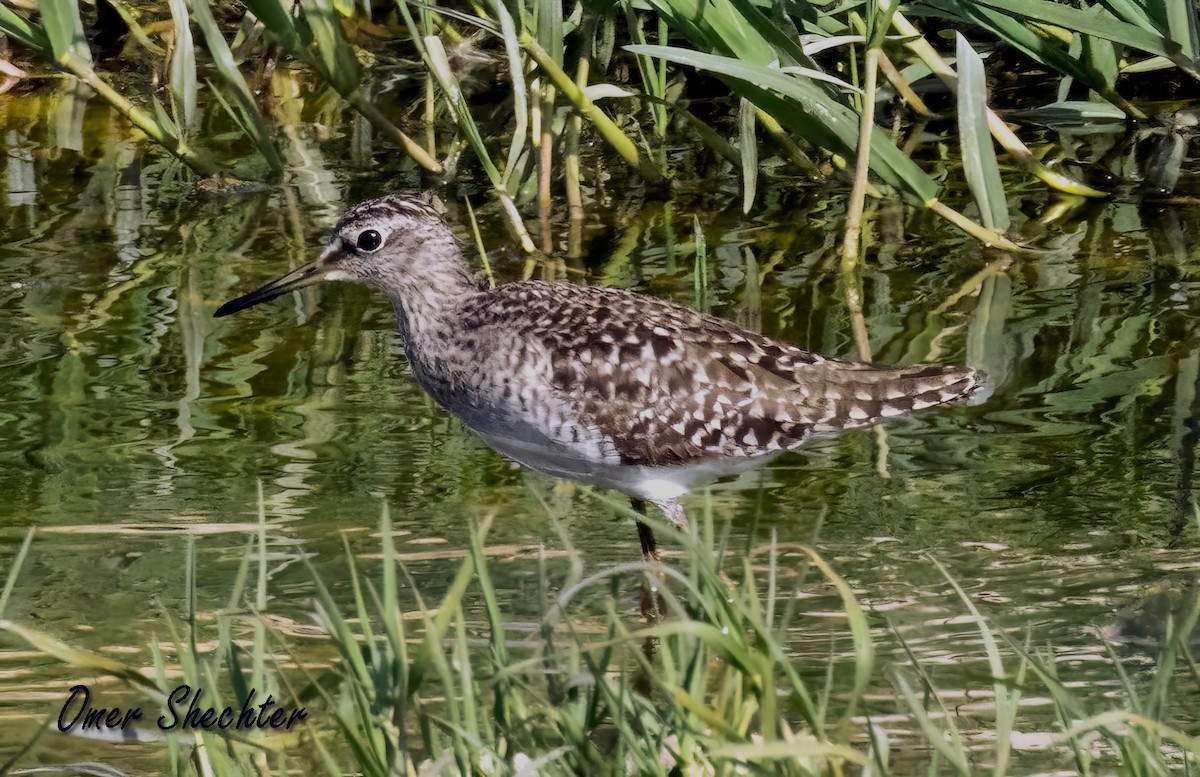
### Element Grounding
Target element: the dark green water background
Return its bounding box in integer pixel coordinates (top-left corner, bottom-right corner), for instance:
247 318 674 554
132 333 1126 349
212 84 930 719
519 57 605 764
1 83 1198 770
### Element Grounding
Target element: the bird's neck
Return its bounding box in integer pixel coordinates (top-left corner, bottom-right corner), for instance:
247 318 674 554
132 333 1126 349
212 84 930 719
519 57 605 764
388 255 484 348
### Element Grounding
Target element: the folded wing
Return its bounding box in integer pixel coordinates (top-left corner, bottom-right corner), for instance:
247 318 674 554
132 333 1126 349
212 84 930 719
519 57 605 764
471 282 979 467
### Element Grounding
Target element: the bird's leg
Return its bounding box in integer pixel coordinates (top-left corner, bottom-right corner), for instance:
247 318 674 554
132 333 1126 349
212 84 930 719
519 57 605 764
630 498 665 624
630 498 659 561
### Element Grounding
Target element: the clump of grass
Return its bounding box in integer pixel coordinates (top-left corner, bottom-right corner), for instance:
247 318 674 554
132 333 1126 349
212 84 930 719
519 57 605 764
5 1 1198 248
0 490 1198 775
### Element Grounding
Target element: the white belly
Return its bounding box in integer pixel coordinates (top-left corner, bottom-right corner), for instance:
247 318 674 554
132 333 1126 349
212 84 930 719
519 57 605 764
475 428 780 501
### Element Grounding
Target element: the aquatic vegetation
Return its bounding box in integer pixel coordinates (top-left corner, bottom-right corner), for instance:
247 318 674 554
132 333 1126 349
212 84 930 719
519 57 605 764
3 1 1199 248
1 496 1197 775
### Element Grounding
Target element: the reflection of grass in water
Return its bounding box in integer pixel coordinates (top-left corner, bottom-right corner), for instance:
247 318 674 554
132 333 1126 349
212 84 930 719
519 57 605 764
1 493 1198 775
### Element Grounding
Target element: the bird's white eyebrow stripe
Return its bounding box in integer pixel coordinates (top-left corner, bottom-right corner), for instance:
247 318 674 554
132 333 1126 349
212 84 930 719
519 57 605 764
346 199 431 224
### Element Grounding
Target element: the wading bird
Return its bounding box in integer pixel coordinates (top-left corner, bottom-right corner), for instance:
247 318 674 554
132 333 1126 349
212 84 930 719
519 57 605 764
215 194 980 559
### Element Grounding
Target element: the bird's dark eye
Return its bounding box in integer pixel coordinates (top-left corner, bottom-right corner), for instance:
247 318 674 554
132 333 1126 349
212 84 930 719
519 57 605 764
356 230 383 252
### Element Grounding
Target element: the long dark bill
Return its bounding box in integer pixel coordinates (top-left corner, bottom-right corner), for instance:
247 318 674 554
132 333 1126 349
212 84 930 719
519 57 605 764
213 263 326 318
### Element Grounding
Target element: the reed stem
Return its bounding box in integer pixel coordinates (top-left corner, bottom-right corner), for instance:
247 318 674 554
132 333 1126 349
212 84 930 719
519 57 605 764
843 46 879 363
523 36 666 185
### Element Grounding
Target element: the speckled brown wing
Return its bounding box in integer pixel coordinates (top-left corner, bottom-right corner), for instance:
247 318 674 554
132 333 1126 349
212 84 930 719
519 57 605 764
469 281 980 467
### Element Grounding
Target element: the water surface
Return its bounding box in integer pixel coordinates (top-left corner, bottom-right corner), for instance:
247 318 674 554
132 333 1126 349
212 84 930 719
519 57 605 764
1 84 1198 771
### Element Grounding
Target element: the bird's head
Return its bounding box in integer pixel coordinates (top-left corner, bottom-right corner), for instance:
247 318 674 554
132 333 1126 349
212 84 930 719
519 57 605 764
214 193 466 318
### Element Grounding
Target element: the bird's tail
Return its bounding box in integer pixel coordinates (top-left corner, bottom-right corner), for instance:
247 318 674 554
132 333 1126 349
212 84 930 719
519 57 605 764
811 363 983 434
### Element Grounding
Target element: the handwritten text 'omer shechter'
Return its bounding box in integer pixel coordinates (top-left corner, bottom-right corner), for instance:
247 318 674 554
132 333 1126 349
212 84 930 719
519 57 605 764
57 684 308 733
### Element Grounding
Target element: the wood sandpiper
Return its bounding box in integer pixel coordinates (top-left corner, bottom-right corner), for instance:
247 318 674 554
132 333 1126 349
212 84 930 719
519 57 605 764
215 194 981 559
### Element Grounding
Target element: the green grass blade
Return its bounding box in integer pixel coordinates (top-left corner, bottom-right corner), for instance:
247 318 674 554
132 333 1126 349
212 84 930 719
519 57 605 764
191 0 283 176
1081 31 1119 92
0 5 216 175
1162 0 1200 58
931 555 1017 775
967 0 1177 56
710 740 870 767
799 546 874 721
921 0 1146 116
490 0 529 187
536 0 563 66
425 35 502 186
38 0 92 66
924 2 1096 83
0 619 161 691
300 0 362 94
204 76 256 143
936 0 1199 91
639 0 775 67
523 35 665 184
1100 0 1159 31
167 0 197 130
622 3 666 137
101 8 161 53
893 671 972 775
726 0 823 69
0 528 34 618
425 34 534 248
738 97 757 214
242 0 304 51
467 515 519 731
1011 99 1127 126
150 93 180 138
955 33 1009 232
149 638 180 769
407 537 479 695
0 7 51 53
